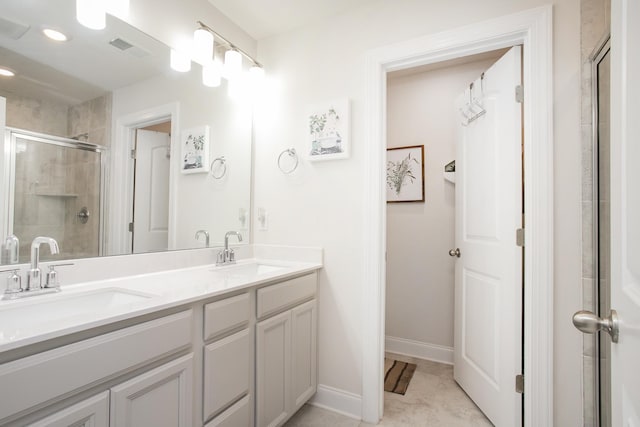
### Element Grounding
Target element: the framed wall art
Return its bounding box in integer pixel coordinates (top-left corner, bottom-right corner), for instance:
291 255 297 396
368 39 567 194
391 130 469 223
181 125 210 174
386 145 425 203
307 99 350 161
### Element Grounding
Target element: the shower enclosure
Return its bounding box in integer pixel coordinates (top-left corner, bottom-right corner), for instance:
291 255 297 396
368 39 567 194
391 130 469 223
1 128 107 264
593 39 611 427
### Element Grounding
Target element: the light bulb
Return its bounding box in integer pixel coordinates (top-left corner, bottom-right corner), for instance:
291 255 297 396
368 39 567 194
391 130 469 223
203 61 222 87
76 0 106 30
0 68 15 77
224 49 242 80
106 0 129 19
42 28 69 42
170 49 191 72
193 28 214 64
249 65 265 82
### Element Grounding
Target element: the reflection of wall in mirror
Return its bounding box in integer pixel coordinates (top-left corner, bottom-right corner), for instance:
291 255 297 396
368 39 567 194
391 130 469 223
112 69 252 251
1 91 111 145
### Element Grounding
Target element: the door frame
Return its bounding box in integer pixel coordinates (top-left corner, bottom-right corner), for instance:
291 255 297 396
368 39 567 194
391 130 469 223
362 6 553 425
109 102 180 255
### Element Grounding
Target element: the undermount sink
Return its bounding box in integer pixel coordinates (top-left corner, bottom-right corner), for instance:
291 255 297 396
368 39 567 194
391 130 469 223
211 262 286 277
0 288 157 340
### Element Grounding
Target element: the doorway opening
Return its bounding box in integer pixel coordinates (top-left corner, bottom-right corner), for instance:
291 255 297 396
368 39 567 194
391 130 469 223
109 103 179 256
384 47 523 426
362 7 554 426
130 121 171 254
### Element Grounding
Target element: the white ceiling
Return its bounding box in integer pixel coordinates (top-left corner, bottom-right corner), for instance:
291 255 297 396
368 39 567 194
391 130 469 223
208 0 377 40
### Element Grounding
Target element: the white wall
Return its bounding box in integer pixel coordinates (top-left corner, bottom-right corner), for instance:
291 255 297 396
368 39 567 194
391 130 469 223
254 0 582 424
112 69 252 249
385 57 500 360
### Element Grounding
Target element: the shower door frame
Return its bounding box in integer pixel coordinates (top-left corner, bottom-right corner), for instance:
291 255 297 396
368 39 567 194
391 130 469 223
591 36 612 427
1 128 109 258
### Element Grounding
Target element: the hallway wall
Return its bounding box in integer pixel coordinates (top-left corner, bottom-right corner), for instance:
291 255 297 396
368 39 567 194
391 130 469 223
385 55 501 362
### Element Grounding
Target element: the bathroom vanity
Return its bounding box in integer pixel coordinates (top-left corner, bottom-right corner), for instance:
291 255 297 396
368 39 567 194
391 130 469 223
0 253 321 427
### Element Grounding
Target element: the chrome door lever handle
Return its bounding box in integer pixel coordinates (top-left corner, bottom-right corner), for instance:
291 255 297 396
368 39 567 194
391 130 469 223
572 310 619 343
449 248 460 257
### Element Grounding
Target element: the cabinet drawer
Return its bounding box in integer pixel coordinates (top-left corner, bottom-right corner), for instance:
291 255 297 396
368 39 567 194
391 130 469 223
257 274 316 319
0 310 193 423
204 293 250 341
203 329 250 420
204 395 250 427
28 391 109 427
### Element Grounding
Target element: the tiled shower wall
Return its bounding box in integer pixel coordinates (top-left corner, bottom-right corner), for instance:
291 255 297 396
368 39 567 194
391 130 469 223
580 0 609 425
2 92 111 261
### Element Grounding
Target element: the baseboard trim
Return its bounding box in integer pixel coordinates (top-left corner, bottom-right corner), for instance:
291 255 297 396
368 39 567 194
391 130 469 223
385 335 454 365
309 384 362 420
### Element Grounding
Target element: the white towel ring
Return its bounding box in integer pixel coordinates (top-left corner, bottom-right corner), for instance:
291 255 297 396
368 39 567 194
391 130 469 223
277 148 298 174
210 156 227 179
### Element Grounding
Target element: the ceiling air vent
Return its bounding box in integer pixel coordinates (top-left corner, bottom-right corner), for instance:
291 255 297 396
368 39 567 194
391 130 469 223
109 37 134 51
109 37 151 58
0 17 30 40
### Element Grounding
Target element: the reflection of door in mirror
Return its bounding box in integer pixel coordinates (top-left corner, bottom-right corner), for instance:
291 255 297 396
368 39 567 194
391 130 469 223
5 129 104 264
132 124 171 253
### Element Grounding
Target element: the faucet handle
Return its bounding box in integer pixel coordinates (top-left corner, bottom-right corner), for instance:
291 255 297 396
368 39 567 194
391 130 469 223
216 251 225 265
228 248 236 263
44 263 73 289
0 268 23 298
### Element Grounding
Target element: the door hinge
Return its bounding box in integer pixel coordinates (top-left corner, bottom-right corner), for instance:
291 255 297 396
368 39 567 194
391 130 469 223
516 228 525 247
130 149 136 159
515 374 524 394
515 85 524 103
128 222 134 232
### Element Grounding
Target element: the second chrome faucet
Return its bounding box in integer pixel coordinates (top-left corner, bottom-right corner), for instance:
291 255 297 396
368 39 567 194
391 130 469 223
217 231 242 266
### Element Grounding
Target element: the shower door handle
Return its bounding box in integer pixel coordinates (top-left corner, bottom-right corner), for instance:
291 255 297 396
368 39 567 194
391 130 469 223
77 207 90 224
572 310 619 343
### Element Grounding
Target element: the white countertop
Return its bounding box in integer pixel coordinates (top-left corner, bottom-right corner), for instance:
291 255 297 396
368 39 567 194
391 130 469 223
0 258 322 354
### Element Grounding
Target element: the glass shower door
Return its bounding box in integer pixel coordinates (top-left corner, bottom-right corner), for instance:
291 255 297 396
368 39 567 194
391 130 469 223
8 130 104 263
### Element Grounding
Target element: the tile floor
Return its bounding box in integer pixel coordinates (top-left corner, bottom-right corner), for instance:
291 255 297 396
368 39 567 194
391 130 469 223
284 353 493 427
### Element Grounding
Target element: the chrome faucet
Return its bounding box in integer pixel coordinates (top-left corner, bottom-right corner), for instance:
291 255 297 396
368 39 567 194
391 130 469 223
195 230 210 247
27 237 59 291
217 231 243 265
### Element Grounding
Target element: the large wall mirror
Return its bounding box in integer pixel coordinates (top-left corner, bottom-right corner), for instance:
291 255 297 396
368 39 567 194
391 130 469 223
0 0 252 265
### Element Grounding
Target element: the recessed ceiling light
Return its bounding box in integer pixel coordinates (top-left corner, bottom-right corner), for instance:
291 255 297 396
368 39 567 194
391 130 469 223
42 28 69 42
0 67 15 77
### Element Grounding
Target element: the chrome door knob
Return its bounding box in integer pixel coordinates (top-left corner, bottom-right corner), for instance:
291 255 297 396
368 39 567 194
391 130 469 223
572 310 619 343
449 248 461 257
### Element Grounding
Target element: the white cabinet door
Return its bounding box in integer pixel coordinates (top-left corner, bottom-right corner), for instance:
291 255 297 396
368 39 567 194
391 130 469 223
290 300 317 411
28 392 109 427
256 311 291 427
110 354 193 427
203 329 250 421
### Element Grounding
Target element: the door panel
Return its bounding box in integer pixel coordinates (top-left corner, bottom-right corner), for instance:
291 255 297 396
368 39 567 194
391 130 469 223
132 129 170 253
610 0 640 424
453 46 523 427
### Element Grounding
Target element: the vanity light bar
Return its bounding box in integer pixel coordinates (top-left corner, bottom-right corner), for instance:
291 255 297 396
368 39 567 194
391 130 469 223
195 21 262 69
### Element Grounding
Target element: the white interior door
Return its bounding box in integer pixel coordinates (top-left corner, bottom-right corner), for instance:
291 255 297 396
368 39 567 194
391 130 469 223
133 129 170 253
610 0 640 423
453 46 523 427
